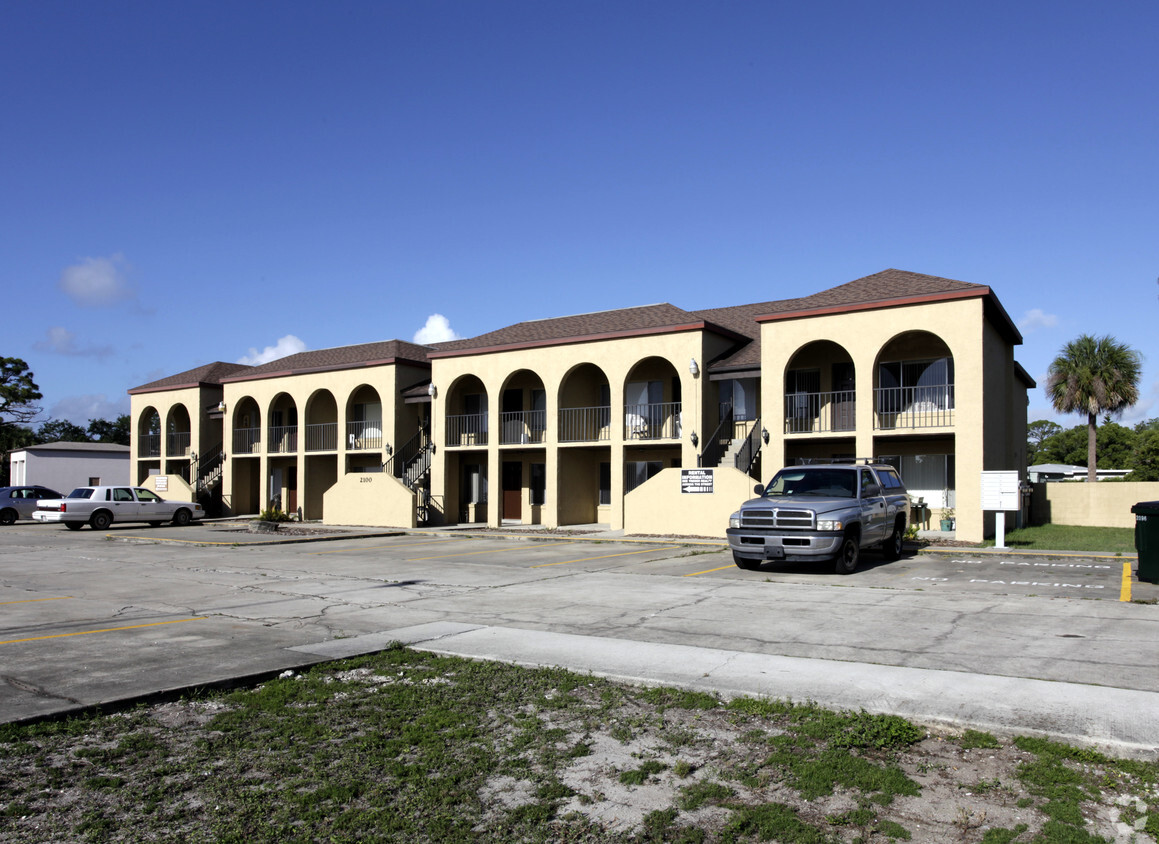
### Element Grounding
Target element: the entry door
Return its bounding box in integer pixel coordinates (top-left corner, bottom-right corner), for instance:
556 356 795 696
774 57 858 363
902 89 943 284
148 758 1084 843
502 461 522 521
287 467 298 515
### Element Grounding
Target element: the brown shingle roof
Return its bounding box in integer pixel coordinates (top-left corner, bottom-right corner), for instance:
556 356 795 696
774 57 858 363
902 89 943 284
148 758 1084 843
429 303 739 358
221 340 433 383
129 362 254 394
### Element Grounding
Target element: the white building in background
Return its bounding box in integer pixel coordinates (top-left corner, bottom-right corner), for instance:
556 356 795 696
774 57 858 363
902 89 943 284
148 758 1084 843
7 442 130 492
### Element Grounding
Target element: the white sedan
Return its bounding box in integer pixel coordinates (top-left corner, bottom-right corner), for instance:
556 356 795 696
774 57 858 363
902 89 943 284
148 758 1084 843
33 486 204 530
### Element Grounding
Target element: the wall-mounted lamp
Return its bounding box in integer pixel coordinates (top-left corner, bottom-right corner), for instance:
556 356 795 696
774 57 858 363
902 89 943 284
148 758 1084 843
761 427 769 444
384 444 393 457
217 401 226 412
690 431 699 447
689 358 699 377
427 383 437 399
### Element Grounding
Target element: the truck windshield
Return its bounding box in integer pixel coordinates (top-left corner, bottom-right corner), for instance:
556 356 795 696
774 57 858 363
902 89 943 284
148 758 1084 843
763 469 856 498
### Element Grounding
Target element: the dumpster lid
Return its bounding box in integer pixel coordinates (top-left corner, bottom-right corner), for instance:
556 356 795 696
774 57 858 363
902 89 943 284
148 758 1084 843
1131 501 1159 514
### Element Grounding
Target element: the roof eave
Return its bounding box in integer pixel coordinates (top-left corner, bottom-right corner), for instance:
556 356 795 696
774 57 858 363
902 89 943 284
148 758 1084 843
429 321 745 359
220 356 431 384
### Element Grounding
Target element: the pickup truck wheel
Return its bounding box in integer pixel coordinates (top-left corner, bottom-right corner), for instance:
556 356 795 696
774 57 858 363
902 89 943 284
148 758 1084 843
732 552 759 571
65 522 84 531
0 508 16 526
172 509 192 527
90 511 112 531
882 521 904 561
835 535 860 574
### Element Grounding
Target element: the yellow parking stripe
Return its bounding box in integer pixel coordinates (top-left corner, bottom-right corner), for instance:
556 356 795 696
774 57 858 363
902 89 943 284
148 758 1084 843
0 596 74 605
408 541 577 561
684 564 738 577
1 617 207 646
532 545 682 568
313 537 471 555
1121 562 1132 602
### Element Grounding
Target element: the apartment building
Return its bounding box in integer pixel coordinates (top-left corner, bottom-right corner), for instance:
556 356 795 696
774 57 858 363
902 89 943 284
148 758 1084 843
128 270 1033 542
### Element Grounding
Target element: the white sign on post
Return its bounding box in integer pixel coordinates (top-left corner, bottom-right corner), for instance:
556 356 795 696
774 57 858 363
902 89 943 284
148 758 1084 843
980 470 1019 548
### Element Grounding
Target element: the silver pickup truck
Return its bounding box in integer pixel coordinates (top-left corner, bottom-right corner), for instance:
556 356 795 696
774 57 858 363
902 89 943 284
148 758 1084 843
33 486 204 531
726 462 909 574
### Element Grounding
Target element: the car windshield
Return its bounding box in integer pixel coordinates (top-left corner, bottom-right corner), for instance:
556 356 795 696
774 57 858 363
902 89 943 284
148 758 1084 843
66 488 94 499
763 469 857 498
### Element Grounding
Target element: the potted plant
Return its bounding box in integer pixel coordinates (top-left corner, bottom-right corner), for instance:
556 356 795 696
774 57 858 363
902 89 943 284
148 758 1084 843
940 506 955 531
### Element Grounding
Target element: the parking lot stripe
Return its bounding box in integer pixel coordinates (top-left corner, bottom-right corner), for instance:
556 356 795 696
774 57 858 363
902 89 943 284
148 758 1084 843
531 546 682 568
1121 562 1132 602
408 541 577 561
312 537 471 555
684 564 736 577
0 617 207 646
0 596 73 605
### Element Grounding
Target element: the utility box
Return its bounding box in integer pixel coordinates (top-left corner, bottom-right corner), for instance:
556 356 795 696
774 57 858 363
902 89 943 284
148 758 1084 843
1131 501 1159 584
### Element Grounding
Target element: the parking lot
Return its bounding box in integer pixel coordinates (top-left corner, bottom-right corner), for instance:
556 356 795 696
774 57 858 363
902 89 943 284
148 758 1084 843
2 521 1157 751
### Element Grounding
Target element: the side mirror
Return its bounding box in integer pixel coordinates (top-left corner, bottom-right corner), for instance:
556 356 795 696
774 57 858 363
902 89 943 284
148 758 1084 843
864 483 881 497
754 484 765 495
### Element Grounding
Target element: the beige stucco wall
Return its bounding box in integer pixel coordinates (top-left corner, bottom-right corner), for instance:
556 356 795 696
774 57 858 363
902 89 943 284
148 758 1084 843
624 467 758 538
129 384 223 486
139 473 195 502
323 472 417 528
760 297 1010 543
219 361 428 519
430 328 720 530
1030 482 1159 529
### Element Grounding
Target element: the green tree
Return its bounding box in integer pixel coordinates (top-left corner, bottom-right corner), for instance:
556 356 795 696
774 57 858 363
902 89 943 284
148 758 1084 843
1045 334 1142 481
87 414 131 445
1027 420 1062 464
1039 425 1088 466
1095 421 1137 470
1130 429 1159 481
35 418 90 444
0 357 42 426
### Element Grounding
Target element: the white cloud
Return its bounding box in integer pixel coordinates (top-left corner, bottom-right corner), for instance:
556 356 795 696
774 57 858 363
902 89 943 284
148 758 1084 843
49 394 129 426
33 326 114 359
413 314 461 344
58 253 136 307
1017 308 1058 332
237 335 307 366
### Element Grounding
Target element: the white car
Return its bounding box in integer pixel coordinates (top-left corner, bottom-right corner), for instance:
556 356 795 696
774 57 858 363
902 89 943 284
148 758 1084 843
33 486 203 531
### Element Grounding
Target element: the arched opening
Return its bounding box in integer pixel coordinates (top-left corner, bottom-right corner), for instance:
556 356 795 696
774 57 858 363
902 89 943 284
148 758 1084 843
232 397 262 454
345 385 383 452
166 405 192 457
137 407 161 459
558 363 610 443
783 341 856 434
874 332 955 430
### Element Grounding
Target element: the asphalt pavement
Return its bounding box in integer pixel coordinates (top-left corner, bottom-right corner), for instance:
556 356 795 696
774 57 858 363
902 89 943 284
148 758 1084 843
1 519 1156 758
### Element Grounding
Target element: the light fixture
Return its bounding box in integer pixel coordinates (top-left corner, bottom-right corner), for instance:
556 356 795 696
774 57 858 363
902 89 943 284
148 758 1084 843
384 444 393 457
427 383 437 399
761 427 769 444
690 431 699 447
689 358 699 377
217 401 226 412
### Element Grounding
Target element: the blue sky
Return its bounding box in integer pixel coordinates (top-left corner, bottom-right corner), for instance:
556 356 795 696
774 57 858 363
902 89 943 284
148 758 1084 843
3 1 1156 431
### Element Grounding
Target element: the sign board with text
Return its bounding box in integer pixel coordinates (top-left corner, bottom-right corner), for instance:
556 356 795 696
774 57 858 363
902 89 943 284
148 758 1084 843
681 469 714 494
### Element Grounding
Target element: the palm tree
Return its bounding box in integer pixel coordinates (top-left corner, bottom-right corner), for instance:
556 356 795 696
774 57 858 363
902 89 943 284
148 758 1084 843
1046 335 1142 481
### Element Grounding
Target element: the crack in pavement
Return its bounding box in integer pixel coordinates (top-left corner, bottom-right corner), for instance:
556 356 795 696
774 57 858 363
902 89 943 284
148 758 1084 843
3 675 83 705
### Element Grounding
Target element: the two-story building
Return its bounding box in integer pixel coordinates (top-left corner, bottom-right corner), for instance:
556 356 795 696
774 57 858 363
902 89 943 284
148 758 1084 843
128 270 1033 542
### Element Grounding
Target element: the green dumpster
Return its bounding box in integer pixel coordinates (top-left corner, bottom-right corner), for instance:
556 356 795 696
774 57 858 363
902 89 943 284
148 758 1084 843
1131 501 1159 584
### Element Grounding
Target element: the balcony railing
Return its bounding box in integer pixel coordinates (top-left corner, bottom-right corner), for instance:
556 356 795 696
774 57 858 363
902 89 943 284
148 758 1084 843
305 422 338 452
346 421 383 451
784 391 856 434
624 402 681 440
559 406 611 443
874 385 955 429
447 413 488 447
167 432 191 457
268 425 298 453
138 433 160 458
233 427 261 454
500 410 546 445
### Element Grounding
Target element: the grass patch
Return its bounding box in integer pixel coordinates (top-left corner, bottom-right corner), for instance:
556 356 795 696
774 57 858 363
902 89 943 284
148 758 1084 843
0 648 1154 843
980 523 1135 553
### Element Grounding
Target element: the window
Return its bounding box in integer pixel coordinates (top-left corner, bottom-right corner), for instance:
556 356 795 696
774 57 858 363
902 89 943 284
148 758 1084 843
88 477 101 486
625 461 663 493
785 369 820 430
720 378 758 421
599 463 611 506
878 358 954 410
136 489 162 502
530 463 545 506
463 463 487 504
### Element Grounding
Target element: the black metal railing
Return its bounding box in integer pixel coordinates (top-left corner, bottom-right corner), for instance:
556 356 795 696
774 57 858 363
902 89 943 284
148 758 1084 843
698 404 734 468
559 406 611 442
384 425 433 490
735 417 763 477
192 446 225 496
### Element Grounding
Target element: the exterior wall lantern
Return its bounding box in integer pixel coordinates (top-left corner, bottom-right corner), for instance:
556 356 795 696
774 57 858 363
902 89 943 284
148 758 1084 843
690 431 699 447
689 358 699 377
427 383 437 399
762 427 769 444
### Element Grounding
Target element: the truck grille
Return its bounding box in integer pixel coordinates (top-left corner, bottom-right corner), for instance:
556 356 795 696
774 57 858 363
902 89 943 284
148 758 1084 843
740 508 814 529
